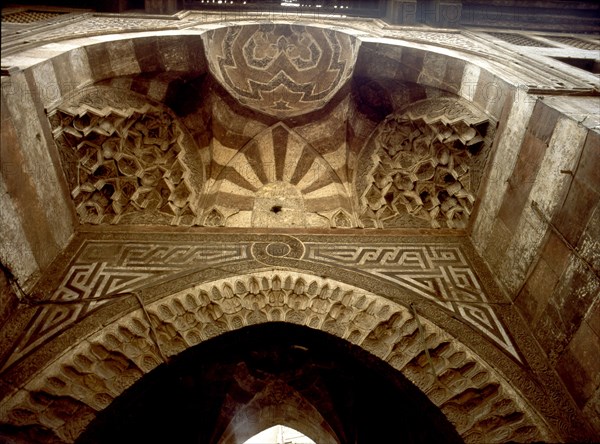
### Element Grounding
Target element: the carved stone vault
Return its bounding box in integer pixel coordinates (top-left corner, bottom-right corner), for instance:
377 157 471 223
358 98 494 229
43 22 497 231
1 13 599 444
0 232 591 443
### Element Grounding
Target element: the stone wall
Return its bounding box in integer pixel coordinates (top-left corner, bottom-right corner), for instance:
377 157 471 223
1 74 76 289
470 95 600 432
1 12 599 440
0 265 18 329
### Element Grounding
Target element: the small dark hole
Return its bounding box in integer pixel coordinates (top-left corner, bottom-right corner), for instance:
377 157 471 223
271 205 282 213
468 141 483 156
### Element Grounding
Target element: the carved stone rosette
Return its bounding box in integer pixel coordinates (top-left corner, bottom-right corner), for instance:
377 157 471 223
357 98 494 229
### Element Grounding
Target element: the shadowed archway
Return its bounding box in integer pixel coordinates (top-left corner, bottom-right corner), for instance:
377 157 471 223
1 11 598 444
76 322 464 444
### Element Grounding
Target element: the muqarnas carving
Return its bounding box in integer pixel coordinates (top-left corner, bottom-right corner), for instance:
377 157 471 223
358 98 494 229
51 87 205 225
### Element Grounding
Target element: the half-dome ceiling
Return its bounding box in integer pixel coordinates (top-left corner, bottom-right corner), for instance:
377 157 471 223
48 36 497 230
203 24 360 119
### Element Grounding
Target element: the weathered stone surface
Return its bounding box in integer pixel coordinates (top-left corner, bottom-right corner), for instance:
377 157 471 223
553 179 600 247
1 74 75 284
0 268 555 443
1 11 599 443
470 96 535 255
556 322 600 408
496 116 587 296
516 257 559 326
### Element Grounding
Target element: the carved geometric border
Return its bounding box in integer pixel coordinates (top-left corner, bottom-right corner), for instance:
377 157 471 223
1 238 522 374
303 243 520 361
0 240 250 372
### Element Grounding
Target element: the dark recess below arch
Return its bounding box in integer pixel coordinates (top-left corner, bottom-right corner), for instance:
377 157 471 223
77 322 464 444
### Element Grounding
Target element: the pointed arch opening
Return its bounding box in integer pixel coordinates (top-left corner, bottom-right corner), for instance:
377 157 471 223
75 323 463 444
243 425 316 444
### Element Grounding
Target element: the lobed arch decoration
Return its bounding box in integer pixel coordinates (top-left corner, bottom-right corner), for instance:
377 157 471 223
0 270 554 444
1 14 598 444
76 322 464 444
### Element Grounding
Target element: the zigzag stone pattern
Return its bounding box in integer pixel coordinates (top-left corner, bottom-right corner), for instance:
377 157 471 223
204 24 360 119
0 272 551 444
50 87 206 226
357 98 494 229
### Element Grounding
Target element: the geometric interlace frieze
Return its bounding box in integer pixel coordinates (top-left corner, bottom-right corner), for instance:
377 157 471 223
1 241 248 372
304 243 520 360
1 238 520 373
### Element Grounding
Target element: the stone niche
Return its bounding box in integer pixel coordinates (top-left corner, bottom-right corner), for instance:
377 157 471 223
202 23 360 119
356 97 495 229
202 122 355 228
50 86 206 226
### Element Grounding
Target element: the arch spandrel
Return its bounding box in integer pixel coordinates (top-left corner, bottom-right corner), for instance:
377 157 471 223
0 269 554 443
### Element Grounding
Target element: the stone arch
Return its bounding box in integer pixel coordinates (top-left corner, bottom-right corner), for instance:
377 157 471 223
0 270 554 443
76 322 463 444
3 27 525 234
218 374 339 444
7 25 521 121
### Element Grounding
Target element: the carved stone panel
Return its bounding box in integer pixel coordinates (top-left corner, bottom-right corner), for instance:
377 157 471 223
204 123 355 228
0 272 551 444
50 86 206 226
357 98 494 229
203 24 360 119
